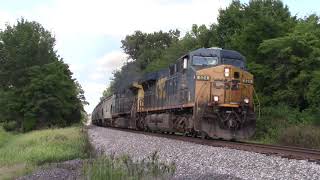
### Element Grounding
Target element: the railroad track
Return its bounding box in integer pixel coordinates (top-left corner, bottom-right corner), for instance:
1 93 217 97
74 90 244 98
103 126 320 163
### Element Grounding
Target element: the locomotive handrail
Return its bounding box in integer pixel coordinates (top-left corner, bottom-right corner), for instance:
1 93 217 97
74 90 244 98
253 87 261 119
194 82 210 130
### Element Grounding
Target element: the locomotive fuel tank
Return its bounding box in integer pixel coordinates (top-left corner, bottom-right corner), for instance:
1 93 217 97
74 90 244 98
145 113 174 132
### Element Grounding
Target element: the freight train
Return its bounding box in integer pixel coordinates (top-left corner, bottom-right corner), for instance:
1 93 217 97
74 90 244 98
92 47 257 140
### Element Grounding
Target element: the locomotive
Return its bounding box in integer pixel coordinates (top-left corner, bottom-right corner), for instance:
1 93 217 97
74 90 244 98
92 47 257 140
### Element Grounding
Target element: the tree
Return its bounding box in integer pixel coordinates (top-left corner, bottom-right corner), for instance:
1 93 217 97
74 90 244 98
0 19 85 131
216 0 244 48
144 24 218 73
217 0 295 62
121 30 180 70
103 30 180 95
258 14 320 109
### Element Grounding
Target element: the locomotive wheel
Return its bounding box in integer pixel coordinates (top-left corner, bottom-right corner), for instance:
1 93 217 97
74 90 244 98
175 116 188 133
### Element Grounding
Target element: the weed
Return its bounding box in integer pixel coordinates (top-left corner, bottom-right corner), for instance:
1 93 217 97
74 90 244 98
84 151 176 180
2 121 17 131
278 125 320 149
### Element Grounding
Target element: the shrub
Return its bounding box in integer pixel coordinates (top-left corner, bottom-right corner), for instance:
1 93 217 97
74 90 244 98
301 108 320 126
22 117 37 132
254 105 298 143
278 125 320 149
3 121 18 131
253 105 316 143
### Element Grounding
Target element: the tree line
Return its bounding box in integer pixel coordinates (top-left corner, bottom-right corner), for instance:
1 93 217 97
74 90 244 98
0 19 87 131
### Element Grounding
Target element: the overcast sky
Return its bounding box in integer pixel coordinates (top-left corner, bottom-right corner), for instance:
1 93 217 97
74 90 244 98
0 0 319 113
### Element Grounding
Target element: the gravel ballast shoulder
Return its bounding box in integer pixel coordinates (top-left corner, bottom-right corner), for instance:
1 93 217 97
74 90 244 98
16 159 83 180
88 126 320 180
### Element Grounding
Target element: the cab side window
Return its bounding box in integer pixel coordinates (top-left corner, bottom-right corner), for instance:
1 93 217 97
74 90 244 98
169 64 176 76
176 61 181 73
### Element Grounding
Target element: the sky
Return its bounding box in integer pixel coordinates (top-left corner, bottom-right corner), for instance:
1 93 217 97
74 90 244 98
0 0 319 113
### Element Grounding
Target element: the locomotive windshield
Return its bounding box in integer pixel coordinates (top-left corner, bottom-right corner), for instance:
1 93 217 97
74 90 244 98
222 58 245 69
192 56 218 66
192 56 245 69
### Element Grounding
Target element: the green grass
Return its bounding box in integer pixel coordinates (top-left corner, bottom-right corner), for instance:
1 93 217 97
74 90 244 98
278 125 320 149
253 105 320 149
0 126 89 179
84 152 176 180
0 127 11 148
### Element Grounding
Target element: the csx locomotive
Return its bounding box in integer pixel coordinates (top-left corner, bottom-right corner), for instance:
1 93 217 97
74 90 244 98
92 47 257 140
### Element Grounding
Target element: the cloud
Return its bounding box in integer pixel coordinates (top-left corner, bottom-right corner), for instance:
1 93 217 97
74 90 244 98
89 50 128 81
82 82 107 111
69 63 86 75
83 50 128 112
96 51 129 72
0 11 14 30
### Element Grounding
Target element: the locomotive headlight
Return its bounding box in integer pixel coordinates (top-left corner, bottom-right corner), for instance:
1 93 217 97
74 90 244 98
213 95 219 102
224 68 230 77
244 98 249 104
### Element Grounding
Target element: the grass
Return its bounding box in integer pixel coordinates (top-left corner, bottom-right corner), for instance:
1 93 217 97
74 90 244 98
0 127 11 148
278 125 320 149
253 105 320 149
84 151 176 180
0 126 89 179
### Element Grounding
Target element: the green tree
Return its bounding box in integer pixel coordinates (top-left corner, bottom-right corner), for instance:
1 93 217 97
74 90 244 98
144 24 218 73
258 15 320 109
104 30 180 94
216 0 244 48
121 30 180 70
217 0 295 61
0 19 85 131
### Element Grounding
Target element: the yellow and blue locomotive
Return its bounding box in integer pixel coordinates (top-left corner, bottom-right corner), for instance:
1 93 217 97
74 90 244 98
92 47 256 140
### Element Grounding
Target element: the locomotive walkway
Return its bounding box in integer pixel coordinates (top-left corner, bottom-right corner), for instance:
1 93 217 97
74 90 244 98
88 125 320 180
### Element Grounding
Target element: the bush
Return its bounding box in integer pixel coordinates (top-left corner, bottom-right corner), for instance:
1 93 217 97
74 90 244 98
84 152 176 180
3 121 18 131
22 117 37 132
254 105 299 143
301 108 320 126
278 125 320 149
253 105 316 143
